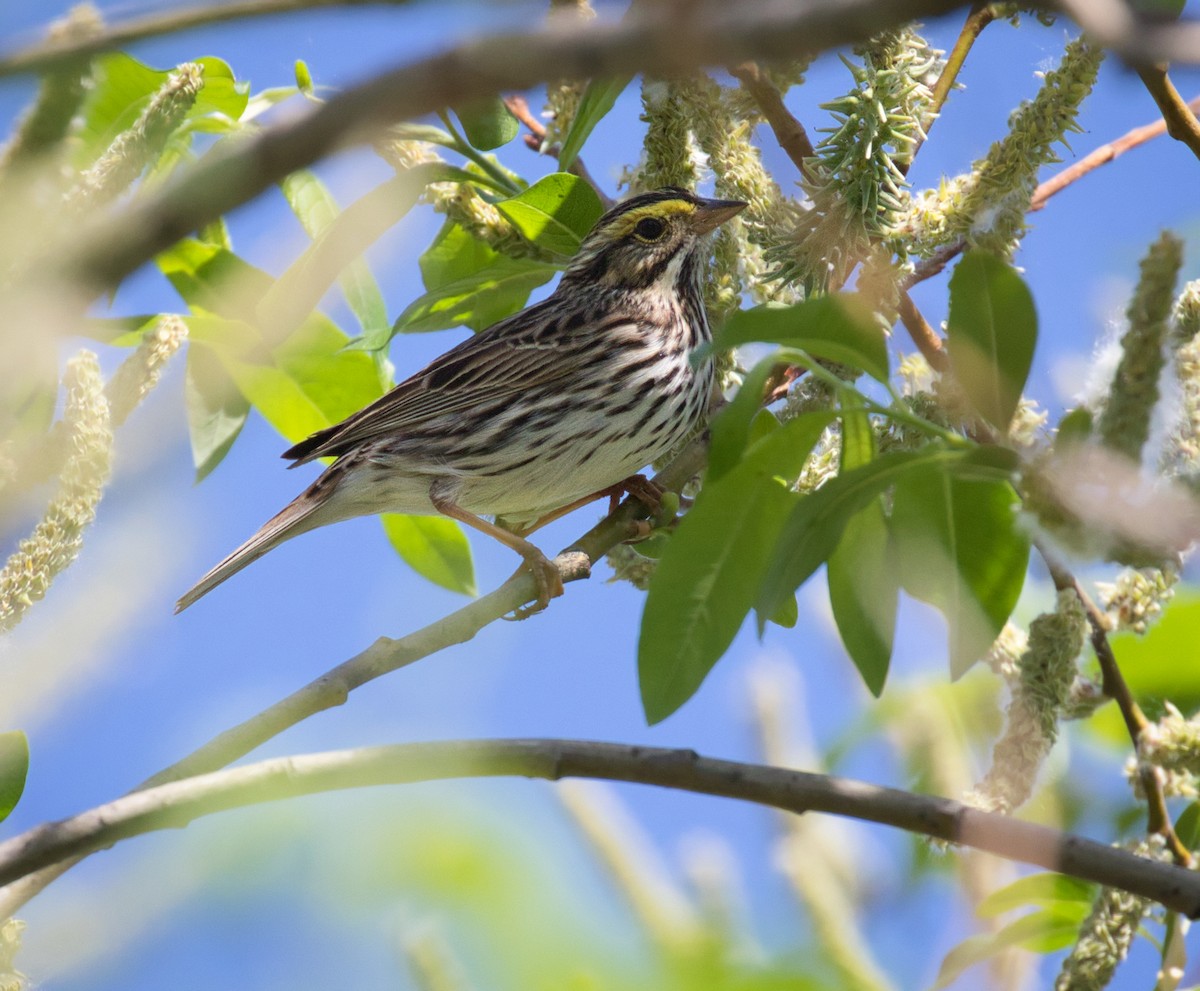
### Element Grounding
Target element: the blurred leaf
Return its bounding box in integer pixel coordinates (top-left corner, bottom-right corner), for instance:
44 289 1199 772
947 250 1038 431
390 121 458 145
827 399 897 696
382 514 476 595
452 96 519 150
714 295 890 383
294 59 314 97
185 342 249 482
278 170 391 368
933 906 1087 989
557 75 632 170
639 411 833 724
1090 591 1200 743
977 872 1095 918
891 457 1029 679
495 173 604 256
75 53 248 166
158 237 270 321
394 256 557 335
1176 802 1200 850
767 593 799 629
0 731 29 823
186 310 383 445
1054 407 1093 451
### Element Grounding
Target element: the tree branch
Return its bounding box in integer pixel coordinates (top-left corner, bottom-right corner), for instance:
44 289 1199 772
0 0 414 79
728 62 816 183
1136 64 1200 163
903 94 1200 289
1044 557 1193 867
45 0 973 301
0 436 708 916
2 738 1198 916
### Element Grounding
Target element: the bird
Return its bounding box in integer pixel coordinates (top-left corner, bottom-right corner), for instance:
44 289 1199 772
175 187 747 615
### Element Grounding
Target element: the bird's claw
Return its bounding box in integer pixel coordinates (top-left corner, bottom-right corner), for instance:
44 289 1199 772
502 552 564 621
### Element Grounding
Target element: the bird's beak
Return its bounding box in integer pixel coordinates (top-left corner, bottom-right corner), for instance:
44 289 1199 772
691 197 748 234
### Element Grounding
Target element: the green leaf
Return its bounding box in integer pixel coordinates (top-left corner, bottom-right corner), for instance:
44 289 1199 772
294 59 314 97
715 295 890 383
390 122 459 146
382 514 476 596
1089 592 1200 743
891 456 1030 679
932 906 1087 989
767 593 799 629
557 76 632 171
1054 407 1094 451
976 873 1095 919
75 53 249 166
0 731 29 823
278 171 391 368
757 449 945 627
947 250 1038 431
394 257 557 335
707 356 789 482
638 411 834 724
1176 803 1200 850
186 310 383 445
185 342 250 481
495 174 605 257
453 96 519 150
826 399 897 696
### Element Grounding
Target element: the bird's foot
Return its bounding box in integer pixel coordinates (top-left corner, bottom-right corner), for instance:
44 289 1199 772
502 548 565 621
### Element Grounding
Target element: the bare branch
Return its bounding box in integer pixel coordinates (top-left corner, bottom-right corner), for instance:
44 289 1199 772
0 436 708 916
0 0 414 79
1136 64 1200 163
1 739 1198 916
728 62 816 182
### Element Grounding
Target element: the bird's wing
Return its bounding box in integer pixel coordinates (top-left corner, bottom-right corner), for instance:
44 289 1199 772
284 302 628 465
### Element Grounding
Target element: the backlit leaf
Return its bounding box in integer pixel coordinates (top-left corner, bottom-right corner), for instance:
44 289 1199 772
947 250 1038 431
891 456 1029 679
496 173 605 257
0 731 29 823
394 257 557 335
557 76 632 170
382 514 476 596
453 96 519 150
715 295 890 383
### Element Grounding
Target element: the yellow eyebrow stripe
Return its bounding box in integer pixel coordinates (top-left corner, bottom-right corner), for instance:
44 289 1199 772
607 200 695 237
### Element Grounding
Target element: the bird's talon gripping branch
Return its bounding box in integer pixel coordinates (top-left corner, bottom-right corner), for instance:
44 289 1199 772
502 550 564 621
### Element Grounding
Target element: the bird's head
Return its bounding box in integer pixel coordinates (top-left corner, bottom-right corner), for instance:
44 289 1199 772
560 187 747 293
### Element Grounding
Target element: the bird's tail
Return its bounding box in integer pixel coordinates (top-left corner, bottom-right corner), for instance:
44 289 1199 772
175 489 329 613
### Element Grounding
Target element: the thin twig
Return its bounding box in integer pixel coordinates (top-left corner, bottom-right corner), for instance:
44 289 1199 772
1 739 1198 915
903 95 1200 289
728 62 816 183
0 0 413 79
502 95 613 209
1044 555 1193 867
1136 65 1200 163
0 436 708 917
896 290 948 371
909 2 998 166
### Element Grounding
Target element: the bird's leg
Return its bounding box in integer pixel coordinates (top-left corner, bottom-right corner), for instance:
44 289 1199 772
508 474 668 537
431 493 564 617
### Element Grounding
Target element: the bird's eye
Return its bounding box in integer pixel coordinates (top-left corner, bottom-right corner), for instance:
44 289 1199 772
634 216 667 241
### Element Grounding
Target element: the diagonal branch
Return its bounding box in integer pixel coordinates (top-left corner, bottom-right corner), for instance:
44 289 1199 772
1136 64 1200 162
0 437 707 917
728 62 816 183
1045 556 1193 867
1 738 1198 916
904 93 1200 289
0 0 415 79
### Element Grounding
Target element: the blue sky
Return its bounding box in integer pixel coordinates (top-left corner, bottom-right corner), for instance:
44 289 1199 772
1 2 1200 988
